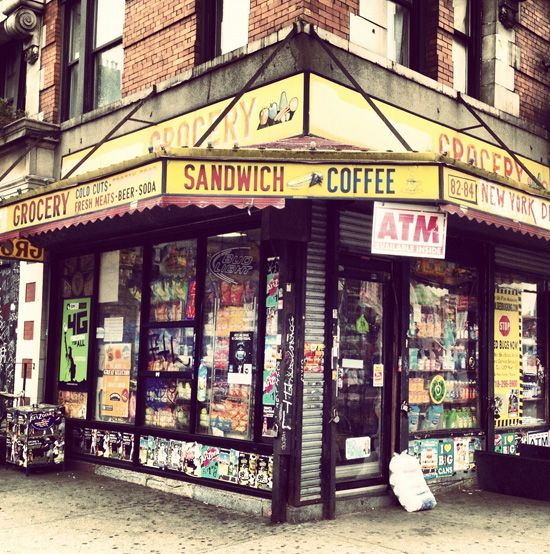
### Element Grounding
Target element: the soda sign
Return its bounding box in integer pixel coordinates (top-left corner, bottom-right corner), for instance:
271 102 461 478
372 203 447 259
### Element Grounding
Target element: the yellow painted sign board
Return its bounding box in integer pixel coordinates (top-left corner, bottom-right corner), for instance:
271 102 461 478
494 287 522 428
61 75 305 178
442 167 550 232
2 162 163 234
309 74 549 192
166 159 440 200
0 238 45 262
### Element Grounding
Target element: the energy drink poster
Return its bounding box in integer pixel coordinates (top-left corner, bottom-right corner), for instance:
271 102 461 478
59 298 91 388
494 287 522 427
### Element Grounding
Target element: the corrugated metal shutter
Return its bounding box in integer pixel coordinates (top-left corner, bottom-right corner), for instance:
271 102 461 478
495 245 550 277
339 210 373 253
300 201 327 502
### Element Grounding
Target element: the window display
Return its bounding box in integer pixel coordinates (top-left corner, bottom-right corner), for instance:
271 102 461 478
408 260 480 433
95 247 143 424
150 240 196 322
198 231 260 440
144 377 192 429
144 240 197 431
147 327 194 372
494 276 545 427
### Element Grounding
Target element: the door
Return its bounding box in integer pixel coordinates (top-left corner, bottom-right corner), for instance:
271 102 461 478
334 272 389 484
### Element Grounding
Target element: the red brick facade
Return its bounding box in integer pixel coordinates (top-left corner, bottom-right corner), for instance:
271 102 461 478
39 0 62 123
38 0 549 130
123 0 198 96
515 0 550 127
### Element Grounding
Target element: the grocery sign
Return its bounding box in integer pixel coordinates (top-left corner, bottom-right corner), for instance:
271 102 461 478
0 238 44 262
310 74 549 191
443 167 550 233
371 203 447 258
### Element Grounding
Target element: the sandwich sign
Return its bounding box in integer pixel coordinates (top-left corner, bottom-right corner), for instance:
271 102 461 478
372 203 447 259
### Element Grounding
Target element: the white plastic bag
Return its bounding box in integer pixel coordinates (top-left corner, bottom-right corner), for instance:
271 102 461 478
389 451 436 512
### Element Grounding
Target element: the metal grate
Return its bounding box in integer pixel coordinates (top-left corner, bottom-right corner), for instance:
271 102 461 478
300 201 327 501
495 245 550 277
339 210 373 253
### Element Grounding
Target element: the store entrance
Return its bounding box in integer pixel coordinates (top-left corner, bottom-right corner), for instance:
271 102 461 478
334 267 390 485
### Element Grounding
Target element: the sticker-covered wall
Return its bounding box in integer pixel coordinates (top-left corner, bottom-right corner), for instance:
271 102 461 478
0 261 20 394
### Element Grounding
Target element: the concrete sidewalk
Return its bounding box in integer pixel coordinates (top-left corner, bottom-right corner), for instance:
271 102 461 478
1 465 549 554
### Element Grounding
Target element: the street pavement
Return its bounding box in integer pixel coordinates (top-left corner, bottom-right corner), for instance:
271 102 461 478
1 465 550 554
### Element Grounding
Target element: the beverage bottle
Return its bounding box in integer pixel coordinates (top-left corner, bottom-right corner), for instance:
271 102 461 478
197 362 208 402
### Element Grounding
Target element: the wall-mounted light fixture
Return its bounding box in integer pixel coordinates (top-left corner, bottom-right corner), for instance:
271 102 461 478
498 0 526 30
23 43 39 64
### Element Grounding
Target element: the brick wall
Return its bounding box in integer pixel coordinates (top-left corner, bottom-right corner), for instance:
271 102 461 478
39 0 62 123
123 0 198 96
515 0 550 128
38 0 550 131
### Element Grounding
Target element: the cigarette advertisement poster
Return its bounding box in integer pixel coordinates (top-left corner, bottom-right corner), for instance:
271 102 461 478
494 287 522 427
59 298 91 388
102 343 132 418
228 331 254 384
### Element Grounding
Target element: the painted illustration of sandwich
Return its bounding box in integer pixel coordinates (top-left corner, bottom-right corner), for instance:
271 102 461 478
286 172 323 191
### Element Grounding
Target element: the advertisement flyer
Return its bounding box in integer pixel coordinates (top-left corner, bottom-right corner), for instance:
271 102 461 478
437 440 454 477
453 438 470 471
419 439 438 479
494 287 522 426
494 432 517 454
228 331 254 384
218 448 239 483
59 298 91 387
201 445 220 479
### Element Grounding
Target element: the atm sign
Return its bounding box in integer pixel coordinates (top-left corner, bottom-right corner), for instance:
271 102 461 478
372 203 447 259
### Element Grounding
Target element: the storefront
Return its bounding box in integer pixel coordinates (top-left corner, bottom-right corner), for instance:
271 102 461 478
0 58 548 520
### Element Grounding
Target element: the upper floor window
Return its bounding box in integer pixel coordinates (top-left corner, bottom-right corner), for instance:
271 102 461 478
197 0 250 63
0 41 26 115
63 0 125 120
350 0 411 66
452 0 480 97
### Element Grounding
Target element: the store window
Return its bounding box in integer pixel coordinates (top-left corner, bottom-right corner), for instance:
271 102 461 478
57 254 95 419
197 0 250 63
143 240 197 430
63 0 125 119
95 247 143 424
350 0 411 66
198 230 260 440
408 260 480 433
494 276 546 428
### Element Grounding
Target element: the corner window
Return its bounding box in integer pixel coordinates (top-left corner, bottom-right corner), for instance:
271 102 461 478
197 0 250 63
63 0 125 120
350 0 411 66
198 230 260 440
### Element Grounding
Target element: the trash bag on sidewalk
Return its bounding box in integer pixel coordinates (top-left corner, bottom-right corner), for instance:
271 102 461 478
389 451 437 512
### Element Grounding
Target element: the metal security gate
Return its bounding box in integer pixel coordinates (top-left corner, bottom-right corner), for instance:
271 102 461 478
299 201 327 501
495 245 550 277
339 210 373 253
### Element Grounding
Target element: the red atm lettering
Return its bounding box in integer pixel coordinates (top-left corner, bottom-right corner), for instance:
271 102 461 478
377 212 440 243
